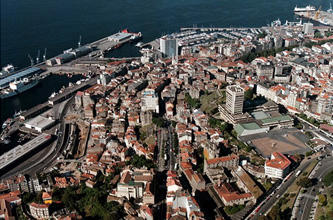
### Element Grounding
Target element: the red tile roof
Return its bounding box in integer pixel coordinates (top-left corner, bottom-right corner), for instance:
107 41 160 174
206 155 238 165
265 152 291 170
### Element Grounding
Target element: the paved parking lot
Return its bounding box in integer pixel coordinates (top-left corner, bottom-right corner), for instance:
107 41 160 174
240 128 311 157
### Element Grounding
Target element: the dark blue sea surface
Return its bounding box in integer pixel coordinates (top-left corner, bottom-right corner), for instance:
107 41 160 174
0 0 330 124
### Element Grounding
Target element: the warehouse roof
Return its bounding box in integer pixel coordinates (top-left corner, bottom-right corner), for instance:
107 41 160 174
109 32 131 41
235 122 261 134
25 115 55 129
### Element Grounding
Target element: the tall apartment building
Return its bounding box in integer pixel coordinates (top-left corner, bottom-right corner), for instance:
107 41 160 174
303 22 314 35
225 85 244 115
160 36 178 58
141 88 159 113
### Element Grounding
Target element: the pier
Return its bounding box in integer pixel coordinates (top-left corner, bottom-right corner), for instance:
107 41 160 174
0 30 141 88
295 10 333 26
0 133 52 171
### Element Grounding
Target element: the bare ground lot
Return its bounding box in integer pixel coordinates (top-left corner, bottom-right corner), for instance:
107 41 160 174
240 128 311 157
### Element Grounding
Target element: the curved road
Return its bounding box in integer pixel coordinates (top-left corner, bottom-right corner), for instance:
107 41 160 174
295 157 333 220
251 158 317 219
0 97 73 180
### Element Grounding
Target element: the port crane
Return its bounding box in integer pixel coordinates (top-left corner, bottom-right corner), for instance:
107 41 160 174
28 54 34 66
314 6 322 20
78 35 81 48
43 48 47 61
36 50 40 64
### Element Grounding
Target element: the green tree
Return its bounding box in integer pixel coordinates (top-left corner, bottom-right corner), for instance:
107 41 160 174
152 117 165 127
296 177 313 188
185 93 200 109
22 192 35 204
325 31 332 37
305 151 313 157
314 32 324 38
244 88 254 100
258 31 268 38
126 154 156 169
318 194 327 206
245 145 252 152
61 187 77 211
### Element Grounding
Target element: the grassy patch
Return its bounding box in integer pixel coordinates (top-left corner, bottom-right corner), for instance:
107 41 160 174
200 91 224 115
263 180 273 191
145 135 156 146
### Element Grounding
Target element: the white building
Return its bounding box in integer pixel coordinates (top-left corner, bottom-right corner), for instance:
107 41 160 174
225 85 244 115
160 36 178 58
303 22 314 35
29 203 49 220
141 88 159 113
24 115 55 133
116 171 143 199
265 152 291 179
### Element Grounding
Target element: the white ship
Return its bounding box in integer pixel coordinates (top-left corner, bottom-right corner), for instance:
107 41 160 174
0 77 40 99
294 5 316 12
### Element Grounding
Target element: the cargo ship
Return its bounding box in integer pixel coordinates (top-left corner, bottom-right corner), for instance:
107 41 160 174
294 5 316 12
0 77 40 99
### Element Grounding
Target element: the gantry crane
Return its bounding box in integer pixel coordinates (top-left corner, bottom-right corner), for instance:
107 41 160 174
314 6 322 20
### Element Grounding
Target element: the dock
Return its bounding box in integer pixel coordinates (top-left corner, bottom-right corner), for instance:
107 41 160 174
0 133 52 171
295 10 333 26
0 30 141 87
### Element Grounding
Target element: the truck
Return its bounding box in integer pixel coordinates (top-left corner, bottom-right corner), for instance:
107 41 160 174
295 170 302 177
164 154 167 161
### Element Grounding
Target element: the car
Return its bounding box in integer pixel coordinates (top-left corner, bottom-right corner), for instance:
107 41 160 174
276 194 280 198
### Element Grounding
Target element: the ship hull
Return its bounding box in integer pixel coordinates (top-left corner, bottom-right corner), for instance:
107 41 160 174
0 80 40 99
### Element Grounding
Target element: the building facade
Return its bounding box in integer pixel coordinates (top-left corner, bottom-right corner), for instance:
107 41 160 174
265 152 291 179
160 36 178 58
225 85 244 115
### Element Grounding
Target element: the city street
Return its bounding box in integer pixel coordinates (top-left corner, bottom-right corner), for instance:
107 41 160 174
294 157 333 220
251 158 315 219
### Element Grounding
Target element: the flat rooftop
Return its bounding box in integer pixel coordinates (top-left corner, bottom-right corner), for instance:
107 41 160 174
25 116 55 129
227 85 244 93
109 32 131 41
0 133 52 170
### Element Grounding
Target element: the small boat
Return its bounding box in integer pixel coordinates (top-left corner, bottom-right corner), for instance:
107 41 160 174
135 42 144 47
2 118 13 129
